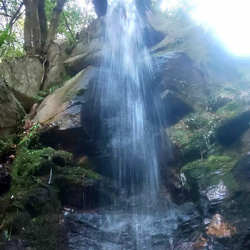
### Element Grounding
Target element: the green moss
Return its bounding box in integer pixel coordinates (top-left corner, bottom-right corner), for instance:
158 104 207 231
215 101 241 119
181 155 239 192
11 147 73 186
57 166 100 185
182 155 235 172
62 87 85 102
168 112 220 161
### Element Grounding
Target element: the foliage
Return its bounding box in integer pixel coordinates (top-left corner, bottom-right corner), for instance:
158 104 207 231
34 84 63 101
0 0 25 57
0 0 94 58
19 122 42 147
168 112 220 161
57 0 95 42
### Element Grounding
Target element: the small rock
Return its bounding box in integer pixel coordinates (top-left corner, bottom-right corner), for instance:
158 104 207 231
206 180 228 202
207 214 236 238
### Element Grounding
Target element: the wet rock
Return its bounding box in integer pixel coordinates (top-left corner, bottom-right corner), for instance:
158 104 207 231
206 214 236 238
55 165 115 209
161 90 193 126
239 128 250 154
0 241 29 250
0 57 44 111
143 22 165 48
180 155 237 205
0 78 25 139
205 180 228 203
216 110 250 146
207 93 233 112
167 112 220 162
34 67 98 155
231 155 250 188
153 52 209 122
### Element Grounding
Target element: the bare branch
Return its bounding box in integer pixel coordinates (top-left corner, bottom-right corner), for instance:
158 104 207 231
0 12 12 17
0 0 8 15
9 1 24 27
62 10 76 42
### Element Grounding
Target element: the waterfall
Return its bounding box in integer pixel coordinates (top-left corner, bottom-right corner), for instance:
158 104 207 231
94 0 162 248
66 1 181 249
96 0 160 194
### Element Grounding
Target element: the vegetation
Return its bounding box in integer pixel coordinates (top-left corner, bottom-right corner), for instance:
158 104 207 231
0 0 94 58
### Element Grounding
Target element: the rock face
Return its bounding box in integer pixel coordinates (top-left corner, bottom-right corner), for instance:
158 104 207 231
34 67 99 155
0 78 24 139
216 110 250 146
43 39 71 90
64 19 104 76
0 57 44 111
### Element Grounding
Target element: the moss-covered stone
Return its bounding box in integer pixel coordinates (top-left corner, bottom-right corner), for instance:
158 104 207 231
181 155 239 194
11 147 73 186
167 112 220 162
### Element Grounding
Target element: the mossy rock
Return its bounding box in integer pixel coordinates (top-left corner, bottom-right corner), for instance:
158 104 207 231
0 212 31 236
22 213 62 250
55 165 100 187
167 112 221 162
11 147 73 185
181 155 239 195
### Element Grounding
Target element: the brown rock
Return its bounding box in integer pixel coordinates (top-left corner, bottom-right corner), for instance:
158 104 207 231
207 214 236 238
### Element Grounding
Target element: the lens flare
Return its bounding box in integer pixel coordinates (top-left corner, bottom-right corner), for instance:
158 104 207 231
161 0 250 56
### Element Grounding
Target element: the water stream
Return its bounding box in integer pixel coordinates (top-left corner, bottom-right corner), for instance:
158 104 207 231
96 0 160 193
67 1 178 249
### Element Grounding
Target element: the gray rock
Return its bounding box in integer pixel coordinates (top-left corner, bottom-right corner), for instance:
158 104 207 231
205 180 228 202
216 110 250 146
0 57 44 111
0 78 25 139
33 67 98 154
43 39 71 90
239 128 250 154
64 51 101 76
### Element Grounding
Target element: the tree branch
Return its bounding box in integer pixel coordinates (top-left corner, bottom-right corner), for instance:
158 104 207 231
9 1 24 27
0 12 11 17
0 0 8 15
62 10 76 42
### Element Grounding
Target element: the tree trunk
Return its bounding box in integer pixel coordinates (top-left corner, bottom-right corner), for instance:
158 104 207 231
43 0 67 53
30 0 41 54
38 0 47 48
23 0 33 54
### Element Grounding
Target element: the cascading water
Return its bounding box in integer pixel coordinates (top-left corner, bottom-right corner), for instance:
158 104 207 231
66 1 182 249
97 0 159 194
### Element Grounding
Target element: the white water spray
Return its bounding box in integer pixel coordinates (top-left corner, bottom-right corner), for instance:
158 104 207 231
97 0 160 194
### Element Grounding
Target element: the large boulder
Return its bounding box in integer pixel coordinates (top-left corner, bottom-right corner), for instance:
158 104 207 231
152 52 208 125
33 67 98 155
0 78 25 139
216 110 250 146
64 51 101 76
0 57 44 111
42 39 71 90
64 19 104 76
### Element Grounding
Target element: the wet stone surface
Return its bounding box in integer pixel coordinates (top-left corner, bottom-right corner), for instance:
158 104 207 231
65 192 203 250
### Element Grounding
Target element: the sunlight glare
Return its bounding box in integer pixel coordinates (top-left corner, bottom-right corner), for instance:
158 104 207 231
160 0 250 56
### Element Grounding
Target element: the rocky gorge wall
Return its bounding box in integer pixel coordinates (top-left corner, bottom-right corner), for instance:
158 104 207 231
1 10 250 249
